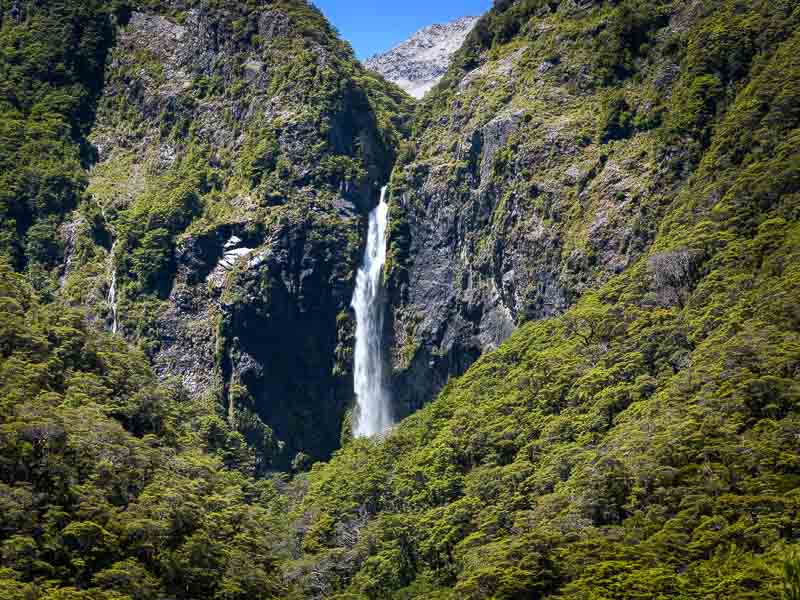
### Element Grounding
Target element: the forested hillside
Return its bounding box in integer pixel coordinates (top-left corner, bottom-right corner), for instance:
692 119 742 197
0 263 292 598
1 0 413 472
0 0 799 599
0 0 397 597
288 0 800 597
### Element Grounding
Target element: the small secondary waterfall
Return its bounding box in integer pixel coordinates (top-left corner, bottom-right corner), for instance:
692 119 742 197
352 186 393 438
107 244 119 334
108 271 118 334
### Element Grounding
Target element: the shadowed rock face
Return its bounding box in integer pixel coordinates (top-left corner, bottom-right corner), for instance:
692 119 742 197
61 2 410 470
217 214 359 470
365 16 480 98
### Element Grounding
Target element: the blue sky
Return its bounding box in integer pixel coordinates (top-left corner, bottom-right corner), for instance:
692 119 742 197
312 1 491 60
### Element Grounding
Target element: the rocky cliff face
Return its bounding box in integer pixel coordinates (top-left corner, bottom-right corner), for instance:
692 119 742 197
384 1 698 414
365 16 479 99
284 1 800 596
59 0 412 469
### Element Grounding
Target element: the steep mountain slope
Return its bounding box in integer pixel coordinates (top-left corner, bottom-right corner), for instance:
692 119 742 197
365 16 479 99
0 0 118 284
381 0 799 416
0 1 411 597
286 0 800 597
42 0 410 469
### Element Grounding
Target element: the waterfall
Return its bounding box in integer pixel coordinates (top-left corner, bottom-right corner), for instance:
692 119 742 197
107 245 119 334
352 186 393 438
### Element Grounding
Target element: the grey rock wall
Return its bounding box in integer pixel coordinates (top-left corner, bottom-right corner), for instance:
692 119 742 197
365 16 480 98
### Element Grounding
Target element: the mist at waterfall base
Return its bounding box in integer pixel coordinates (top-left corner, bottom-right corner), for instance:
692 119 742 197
351 186 393 438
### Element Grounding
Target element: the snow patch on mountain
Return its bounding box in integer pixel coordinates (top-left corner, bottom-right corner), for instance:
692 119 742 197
365 16 480 99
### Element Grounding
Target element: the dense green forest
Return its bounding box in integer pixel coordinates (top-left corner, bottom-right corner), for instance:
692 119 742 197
0 0 119 288
1 0 799 598
291 0 800 596
0 263 290 598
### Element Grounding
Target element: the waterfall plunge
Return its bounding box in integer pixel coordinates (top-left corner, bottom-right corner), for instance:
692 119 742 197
352 186 393 438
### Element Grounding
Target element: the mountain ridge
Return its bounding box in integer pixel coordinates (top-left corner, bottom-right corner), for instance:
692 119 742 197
364 15 480 98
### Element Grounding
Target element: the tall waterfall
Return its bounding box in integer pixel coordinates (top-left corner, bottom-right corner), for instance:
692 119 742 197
352 186 393 438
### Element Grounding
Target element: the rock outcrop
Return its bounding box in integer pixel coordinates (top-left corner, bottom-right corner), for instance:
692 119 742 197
365 16 480 99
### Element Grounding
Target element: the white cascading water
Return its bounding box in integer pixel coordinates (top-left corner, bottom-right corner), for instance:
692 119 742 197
108 270 118 334
352 186 393 438
107 243 119 334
